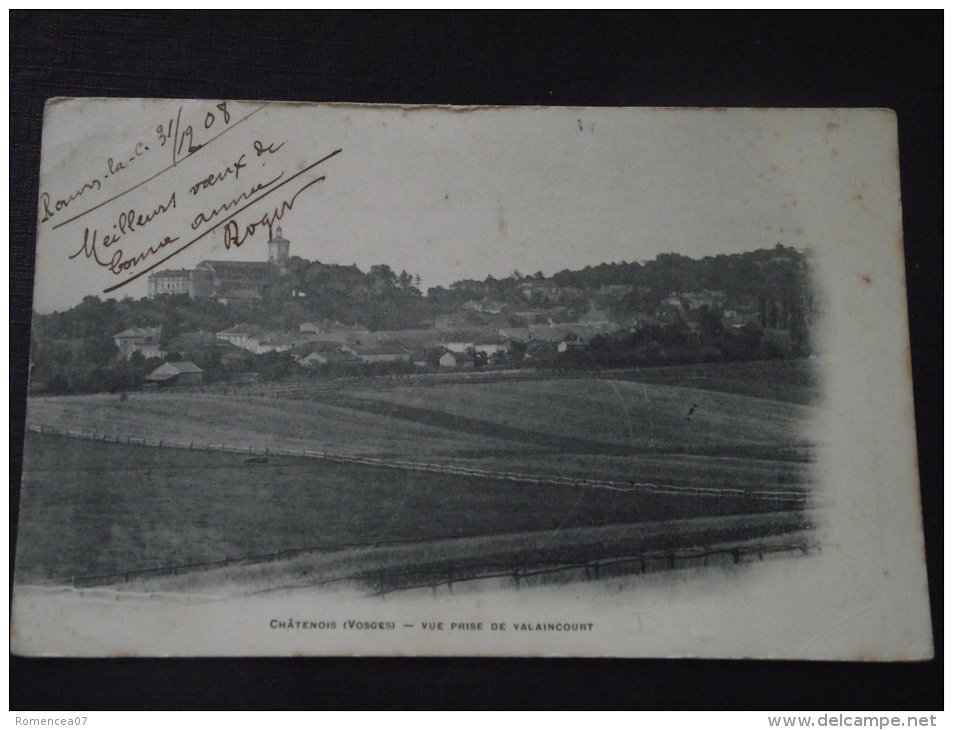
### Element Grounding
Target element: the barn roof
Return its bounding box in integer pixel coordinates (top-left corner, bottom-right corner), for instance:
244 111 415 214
145 361 204 381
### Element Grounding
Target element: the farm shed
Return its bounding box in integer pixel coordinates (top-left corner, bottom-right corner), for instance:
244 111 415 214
145 361 204 387
343 340 411 363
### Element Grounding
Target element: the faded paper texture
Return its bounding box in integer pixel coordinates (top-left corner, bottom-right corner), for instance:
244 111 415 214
12 100 931 659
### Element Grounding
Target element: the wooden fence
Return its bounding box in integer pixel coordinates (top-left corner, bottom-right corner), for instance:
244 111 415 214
69 537 816 594
364 540 817 596
27 424 809 503
117 366 676 400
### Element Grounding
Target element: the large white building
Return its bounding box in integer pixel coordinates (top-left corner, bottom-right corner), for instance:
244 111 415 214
147 228 291 302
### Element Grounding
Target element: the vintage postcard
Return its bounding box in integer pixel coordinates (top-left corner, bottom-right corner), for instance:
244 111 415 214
11 100 931 659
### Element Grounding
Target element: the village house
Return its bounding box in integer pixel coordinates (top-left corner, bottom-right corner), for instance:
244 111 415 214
352 329 444 350
470 339 507 357
557 332 586 354
684 290 727 310
598 284 633 298
296 344 363 368
461 298 509 315
342 340 411 364
215 325 317 354
439 350 477 369
215 324 261 351
300 320 369 336
252 332 312 355
442 336 477 353
518 281 584 304
518 280 560 303
113 326 165 360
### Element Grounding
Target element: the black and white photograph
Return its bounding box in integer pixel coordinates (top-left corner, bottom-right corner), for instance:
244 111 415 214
11 99 931 660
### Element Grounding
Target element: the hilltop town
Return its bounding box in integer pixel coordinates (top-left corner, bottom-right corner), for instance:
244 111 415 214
29 230 815 394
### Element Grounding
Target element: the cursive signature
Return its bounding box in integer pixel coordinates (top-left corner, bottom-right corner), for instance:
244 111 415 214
222 176 325 250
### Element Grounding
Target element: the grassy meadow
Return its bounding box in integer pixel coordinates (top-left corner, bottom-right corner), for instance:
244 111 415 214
341 377 815 457
17 360 820 588
16 432 793 585
610 359 821 406
26 392 525 457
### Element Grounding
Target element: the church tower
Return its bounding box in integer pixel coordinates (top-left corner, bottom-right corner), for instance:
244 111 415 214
268 226 290 267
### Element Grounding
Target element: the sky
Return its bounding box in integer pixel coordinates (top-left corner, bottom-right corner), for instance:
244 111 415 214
31 100 884 312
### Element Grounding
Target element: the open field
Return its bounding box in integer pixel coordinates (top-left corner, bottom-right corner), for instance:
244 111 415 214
340 378 815 456
110 512 815 596
610 359 821 405
19 363 818 590
27 373 817 464
425 452 813 492
16 433 802 585
26 393 526 457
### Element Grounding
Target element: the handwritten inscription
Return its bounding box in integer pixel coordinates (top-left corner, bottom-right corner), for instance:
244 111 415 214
68 190 180 275
222 176 324 250
43 100 342 295
254 139 284 157
156 101 231 166
70 227 181 276
40 180 101 224
191 168 284 230
189 154 246 196
40 101 243 230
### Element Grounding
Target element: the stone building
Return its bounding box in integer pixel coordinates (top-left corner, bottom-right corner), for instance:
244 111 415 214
113 326 165 360
147 228 292 303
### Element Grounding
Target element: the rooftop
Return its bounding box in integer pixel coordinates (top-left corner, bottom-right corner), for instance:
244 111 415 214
114 326 161 340
145 361 203 381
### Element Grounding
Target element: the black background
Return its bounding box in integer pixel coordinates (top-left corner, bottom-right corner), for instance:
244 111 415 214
10 11 942 710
